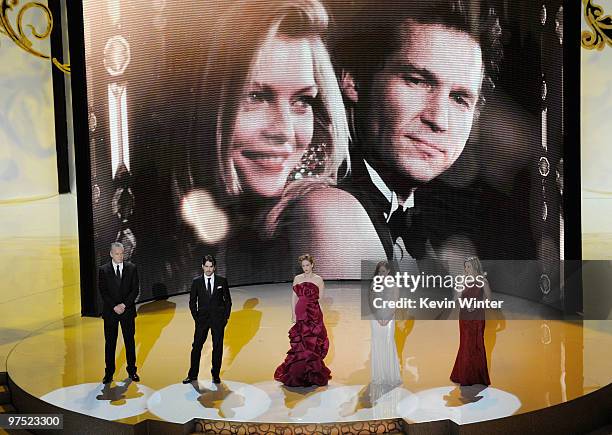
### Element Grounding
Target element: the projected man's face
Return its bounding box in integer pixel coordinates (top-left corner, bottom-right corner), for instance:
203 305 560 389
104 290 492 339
231 35 317 198
362 22 483 186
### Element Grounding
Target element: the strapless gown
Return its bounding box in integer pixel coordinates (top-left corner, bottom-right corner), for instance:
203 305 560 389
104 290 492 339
450 284 490 386
274 281 331 386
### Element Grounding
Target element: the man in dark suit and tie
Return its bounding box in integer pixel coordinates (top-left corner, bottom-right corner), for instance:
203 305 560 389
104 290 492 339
99 242 140 384
183 255 232 384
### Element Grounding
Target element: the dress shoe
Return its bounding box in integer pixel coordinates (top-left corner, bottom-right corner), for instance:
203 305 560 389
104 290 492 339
182 376 196 384
128 373 140 382
212 376 221 384
102 374 113 384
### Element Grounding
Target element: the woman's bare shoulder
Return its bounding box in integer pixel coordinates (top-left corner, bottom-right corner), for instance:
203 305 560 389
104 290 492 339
283 185 387 275
313 273 324 284
289 186 373 231
295 186 364 214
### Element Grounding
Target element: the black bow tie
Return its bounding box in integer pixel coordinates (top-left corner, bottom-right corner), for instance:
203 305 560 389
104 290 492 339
388 206 418 239
387 206 427 259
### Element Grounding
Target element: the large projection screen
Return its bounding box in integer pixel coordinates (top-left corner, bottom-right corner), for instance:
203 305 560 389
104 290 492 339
77 0 574 309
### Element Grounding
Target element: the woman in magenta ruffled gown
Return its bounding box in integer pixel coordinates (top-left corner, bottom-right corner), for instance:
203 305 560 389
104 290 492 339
274 254 331 386
450 256 492 386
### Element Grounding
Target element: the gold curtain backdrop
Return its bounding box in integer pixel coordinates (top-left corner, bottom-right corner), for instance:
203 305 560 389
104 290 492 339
0 0 57 201
581 0 612 246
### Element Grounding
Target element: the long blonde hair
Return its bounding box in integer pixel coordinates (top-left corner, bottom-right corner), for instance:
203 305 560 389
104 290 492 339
464 256 485 277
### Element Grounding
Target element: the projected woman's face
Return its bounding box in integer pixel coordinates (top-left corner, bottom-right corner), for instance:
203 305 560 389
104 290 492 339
231 35 317 198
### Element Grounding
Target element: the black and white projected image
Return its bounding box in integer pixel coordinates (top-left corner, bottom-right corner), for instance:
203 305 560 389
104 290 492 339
82 0 565 306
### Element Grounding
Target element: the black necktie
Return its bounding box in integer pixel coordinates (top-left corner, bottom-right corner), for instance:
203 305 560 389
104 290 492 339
388 206 426 259
116 265 121 279
206 277 211 296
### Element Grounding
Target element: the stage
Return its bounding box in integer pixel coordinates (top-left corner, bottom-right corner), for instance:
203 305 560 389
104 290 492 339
6 285 612 429
2 196 612 434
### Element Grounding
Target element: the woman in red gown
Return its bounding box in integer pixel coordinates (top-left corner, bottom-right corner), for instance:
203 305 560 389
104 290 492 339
274 254 331 387
450 256 492 386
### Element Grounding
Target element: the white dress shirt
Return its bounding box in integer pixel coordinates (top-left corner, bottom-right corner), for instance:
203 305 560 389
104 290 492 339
363 160 418 268
363 159 415 223
204 273 215 295
112 261 124 278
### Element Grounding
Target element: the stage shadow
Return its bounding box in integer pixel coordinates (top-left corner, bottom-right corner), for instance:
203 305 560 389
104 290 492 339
319 295 340 365
193 382 245 418
342 384 373 415
115 283 177 372
96 379 143 405
279 384 322 415
485 308 506 378
339 382 400 417
222 298 261 373
0 327 36 346
443 385 487 407
395 318 416 381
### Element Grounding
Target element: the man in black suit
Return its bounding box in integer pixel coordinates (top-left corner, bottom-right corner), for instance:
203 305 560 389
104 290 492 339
183 255 232 384
99 242 140 383
333 0 502 267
